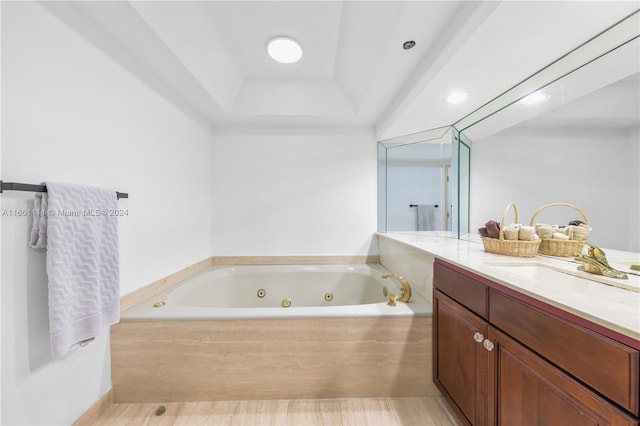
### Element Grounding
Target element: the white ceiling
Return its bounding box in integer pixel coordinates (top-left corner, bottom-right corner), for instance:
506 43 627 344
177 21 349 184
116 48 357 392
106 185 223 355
461 35 640 142
41 1 640 137
379 1 640 139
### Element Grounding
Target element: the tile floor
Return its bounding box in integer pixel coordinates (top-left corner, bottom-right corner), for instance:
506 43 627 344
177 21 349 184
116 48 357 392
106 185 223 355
93 396 460 425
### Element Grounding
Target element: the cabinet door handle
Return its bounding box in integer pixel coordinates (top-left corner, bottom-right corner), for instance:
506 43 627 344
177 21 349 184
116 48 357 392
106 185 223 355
473 332 484 343
483 339 494 351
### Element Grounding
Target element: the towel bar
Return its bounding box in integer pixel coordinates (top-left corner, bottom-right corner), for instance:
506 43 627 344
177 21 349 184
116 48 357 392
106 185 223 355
0 181 128 199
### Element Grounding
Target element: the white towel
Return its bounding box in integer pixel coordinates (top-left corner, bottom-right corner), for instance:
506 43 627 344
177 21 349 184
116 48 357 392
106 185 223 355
30 192 48 249
417 204 440 231
29 182 120 359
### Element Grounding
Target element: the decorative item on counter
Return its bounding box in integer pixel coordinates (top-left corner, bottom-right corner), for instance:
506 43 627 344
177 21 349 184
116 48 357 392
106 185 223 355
519 225 536 241
529 203 590 257
478 227 489 237
485 220 501 239
503 223 520 240
569 223 591 241
535 224 554 239
480 203 541 257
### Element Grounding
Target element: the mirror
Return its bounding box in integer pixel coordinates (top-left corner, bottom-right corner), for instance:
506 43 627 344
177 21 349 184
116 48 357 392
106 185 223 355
459 14 639 251
378 126 470 236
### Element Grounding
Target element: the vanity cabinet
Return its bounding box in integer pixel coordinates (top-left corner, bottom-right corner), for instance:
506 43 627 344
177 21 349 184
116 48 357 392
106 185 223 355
434 290 488 426
433 260 639 426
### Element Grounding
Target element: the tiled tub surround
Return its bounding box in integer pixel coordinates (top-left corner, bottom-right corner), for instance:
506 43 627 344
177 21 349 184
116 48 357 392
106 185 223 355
112 258 436 403
378 234 442 303
112 317 435 403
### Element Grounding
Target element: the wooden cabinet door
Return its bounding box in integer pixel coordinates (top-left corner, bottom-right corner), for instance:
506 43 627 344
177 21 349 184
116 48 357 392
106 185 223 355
487 326 637 426
434 289 488 426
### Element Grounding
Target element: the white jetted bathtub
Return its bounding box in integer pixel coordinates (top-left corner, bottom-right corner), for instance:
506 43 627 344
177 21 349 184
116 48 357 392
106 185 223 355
114 263 435 402
122 263 431 321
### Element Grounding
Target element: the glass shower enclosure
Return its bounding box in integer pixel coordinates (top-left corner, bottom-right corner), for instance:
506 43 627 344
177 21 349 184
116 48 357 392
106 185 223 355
378 126 470 237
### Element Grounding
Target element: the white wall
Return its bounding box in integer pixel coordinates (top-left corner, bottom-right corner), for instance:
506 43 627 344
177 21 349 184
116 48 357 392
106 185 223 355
1 3 213 424
385 161 445 231
383 141 452 232
210 128 378 256
470 127 638 251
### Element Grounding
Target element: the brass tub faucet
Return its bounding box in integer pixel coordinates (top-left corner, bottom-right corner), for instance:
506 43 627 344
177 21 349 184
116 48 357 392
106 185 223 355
381 273 412 303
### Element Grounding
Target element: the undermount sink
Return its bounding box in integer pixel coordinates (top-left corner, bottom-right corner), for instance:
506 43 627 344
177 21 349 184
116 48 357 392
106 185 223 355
482 260 640 293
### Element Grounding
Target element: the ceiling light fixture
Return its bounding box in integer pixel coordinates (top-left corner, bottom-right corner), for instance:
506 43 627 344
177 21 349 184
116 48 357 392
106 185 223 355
520 91 548 105
267 37 303 64
446 90 468 104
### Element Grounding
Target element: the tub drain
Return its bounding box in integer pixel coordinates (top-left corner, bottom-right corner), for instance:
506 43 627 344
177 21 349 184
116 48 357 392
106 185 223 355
257 289 266 298
152 301 166 308
324 292 333 302
282 298 292 308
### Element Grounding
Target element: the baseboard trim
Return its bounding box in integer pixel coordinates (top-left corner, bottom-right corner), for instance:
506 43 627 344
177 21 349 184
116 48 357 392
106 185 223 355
72 388 113 426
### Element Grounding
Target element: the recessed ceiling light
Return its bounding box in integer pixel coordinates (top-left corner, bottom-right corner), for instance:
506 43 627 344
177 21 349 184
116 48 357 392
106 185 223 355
403 40 416 50
267 37 303 64
446 90 467 104
520 91 548 105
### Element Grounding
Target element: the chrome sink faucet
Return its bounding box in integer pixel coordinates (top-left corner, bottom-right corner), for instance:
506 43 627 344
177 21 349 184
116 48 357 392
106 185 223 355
574 244 628 280
382 273 412 304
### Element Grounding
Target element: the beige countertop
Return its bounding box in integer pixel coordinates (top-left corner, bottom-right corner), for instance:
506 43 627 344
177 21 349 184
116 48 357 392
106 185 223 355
378 232 640 343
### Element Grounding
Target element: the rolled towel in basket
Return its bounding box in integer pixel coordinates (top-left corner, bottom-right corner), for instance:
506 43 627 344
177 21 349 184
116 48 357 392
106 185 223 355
503 223 520 240
570 224 591 241
535 224 554 239
519 226 536 241
485 220 501 239
552 232 570 240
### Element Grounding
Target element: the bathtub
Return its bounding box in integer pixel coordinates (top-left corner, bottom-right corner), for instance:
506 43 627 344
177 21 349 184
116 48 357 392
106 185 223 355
122 263 431 321
113 263 436 403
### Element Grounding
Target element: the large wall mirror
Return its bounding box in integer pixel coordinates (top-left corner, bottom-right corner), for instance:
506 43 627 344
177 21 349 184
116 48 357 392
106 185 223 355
458 12 639 251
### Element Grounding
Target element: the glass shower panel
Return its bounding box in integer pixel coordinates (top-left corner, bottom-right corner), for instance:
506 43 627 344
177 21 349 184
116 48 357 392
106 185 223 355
378 127 455 233
458 130 471 237
378 143 388 232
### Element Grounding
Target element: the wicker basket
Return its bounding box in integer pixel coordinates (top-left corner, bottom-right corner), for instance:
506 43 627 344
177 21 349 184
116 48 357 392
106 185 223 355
481 203 541 257
529 203 589 257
